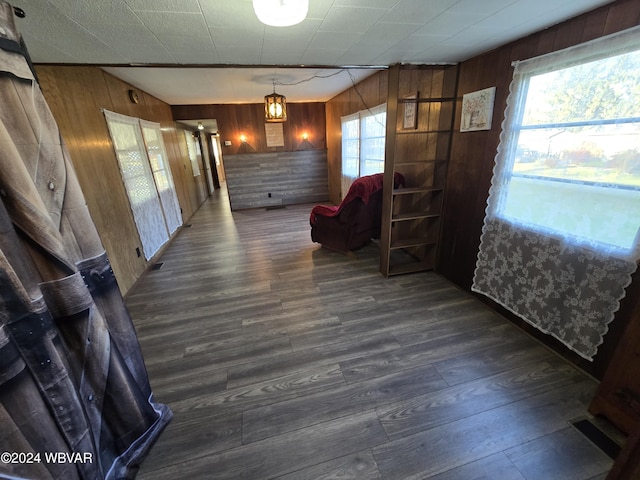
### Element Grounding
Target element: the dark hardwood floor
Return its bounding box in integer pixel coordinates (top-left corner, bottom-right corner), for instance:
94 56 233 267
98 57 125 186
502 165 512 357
129 186 614 480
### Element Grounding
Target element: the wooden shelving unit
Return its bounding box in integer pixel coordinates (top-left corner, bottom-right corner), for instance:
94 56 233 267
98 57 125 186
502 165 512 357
380 64 458 277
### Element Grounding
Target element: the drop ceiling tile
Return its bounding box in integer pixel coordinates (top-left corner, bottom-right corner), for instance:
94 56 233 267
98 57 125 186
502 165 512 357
124 0 201 13
199 0 264 28
333 0 397 7
135 11 209 37
448 0 517 15
337 47 387 66
300 48 347 66
318 5 388 34
413 10 488 37
73 0 140 26
380 0 458 24
122 46 177 64
474 0 553 29
19 0 618 103
446 24 512 45
262 21 322 52
22 36 80 63
307 31 364 52
19 1 129 63
160 34 216 53
260 50 305 65
162 49 220 65
262 18 323 38
44 0 80 17
209 26 264 48
306 0 335 20
91 30 169 59
358 22 420 46
216 46 263 64
83 23 161 47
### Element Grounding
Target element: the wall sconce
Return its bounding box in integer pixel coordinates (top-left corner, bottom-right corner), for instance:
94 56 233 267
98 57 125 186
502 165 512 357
298 131 314 150
237 134 255 154
197 122 204 130
253 0 308 27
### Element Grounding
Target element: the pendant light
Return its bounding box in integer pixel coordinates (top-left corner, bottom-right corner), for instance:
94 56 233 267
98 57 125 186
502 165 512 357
253 0 309 27
264 81 287 122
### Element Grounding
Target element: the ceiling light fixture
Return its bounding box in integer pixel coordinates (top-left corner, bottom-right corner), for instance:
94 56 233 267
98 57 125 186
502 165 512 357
253 0 309 27
197 122 204 130
264 81 287 123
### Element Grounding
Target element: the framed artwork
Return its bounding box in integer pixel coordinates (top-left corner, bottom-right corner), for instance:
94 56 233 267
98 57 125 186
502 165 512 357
265 122 285 147
402 92 418 130
461 86 496 132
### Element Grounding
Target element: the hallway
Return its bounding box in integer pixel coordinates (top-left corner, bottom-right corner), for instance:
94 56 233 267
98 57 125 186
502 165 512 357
127 189 613 479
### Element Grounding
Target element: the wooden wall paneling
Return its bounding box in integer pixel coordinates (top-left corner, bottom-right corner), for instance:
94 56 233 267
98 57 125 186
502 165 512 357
172 103 327 157
113 78 194 226
324 70 389 203
380 64 457 276
581 8 608 43
603 0 640 35
193 135 210 204
325 99 343 204
196 131 214 194
147 92 210 215
290 102 327 151
552 16 587 52
173 128 200 218
36 66 146 293
111 81 201 221
439 59 490 288
36 66 204 294
511 31 544 65
162 126 194 222
103 73 145 119
589 276 640 432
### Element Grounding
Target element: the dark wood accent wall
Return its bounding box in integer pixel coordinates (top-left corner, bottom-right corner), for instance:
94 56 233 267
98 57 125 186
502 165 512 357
35 66 208 294
438 0 640 379
325 71 388 204
172 102 326 154
224 150 328 210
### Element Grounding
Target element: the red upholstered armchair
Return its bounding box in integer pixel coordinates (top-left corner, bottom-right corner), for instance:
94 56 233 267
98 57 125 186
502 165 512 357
310 172 405 253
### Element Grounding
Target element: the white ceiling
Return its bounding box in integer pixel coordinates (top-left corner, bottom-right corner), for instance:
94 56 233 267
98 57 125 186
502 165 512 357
15 0 613 104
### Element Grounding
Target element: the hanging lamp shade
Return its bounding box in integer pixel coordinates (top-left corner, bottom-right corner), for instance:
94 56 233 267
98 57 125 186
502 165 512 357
265 91 287 122
253 0 309 27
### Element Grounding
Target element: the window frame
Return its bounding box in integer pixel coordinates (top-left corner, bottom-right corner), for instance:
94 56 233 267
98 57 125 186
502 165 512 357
488 26 640 260
341 103 386 180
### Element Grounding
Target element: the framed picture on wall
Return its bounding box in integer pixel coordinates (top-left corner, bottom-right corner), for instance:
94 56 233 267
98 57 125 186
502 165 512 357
265 123 285 147
402 92 418 130
461 87 496 132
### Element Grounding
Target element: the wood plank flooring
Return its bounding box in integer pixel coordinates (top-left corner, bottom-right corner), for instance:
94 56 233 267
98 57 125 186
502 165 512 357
128 186 614 480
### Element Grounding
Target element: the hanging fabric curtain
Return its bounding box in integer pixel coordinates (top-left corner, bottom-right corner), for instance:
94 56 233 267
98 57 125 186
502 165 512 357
0 3 171 479
472 25 640 361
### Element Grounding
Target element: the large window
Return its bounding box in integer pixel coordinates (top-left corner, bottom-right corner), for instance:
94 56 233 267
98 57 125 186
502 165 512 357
341 104 386 184
472 26 640 361
492 35 640 259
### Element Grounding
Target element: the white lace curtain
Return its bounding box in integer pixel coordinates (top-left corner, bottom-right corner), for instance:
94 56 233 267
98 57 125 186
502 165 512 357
472 26 640 361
